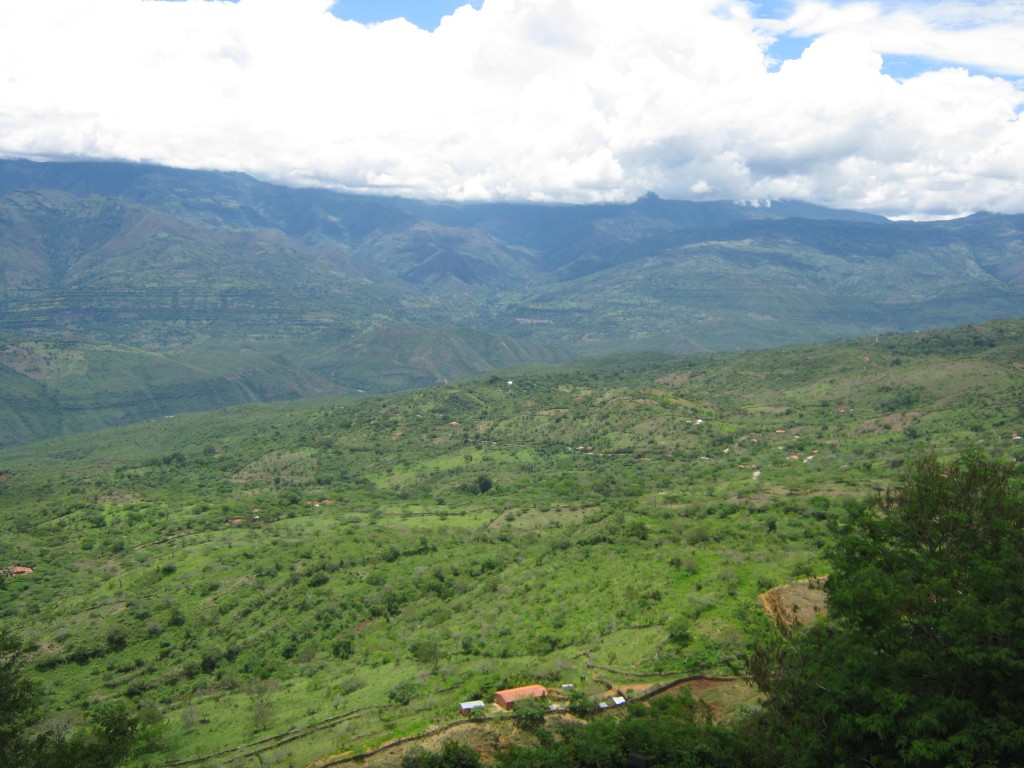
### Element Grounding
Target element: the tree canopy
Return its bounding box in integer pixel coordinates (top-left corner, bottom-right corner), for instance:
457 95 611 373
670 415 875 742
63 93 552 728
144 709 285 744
0 629 141 768
749 453 1024 767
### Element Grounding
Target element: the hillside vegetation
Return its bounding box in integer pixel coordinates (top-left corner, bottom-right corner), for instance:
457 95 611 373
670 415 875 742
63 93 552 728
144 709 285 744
3 159 1024 445
1 319 1022 766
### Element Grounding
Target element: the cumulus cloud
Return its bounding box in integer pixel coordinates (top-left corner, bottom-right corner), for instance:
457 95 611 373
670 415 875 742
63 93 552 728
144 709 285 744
0 0 1021 217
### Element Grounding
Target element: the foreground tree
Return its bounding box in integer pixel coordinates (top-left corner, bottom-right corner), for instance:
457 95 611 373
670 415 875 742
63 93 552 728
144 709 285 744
402 739 482 768
0 630 139 768
497 694 745 767
749 453 1024 767
0 630 37 765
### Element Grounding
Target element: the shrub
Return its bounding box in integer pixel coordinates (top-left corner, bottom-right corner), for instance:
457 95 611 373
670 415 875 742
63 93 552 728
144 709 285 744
388 681 420 706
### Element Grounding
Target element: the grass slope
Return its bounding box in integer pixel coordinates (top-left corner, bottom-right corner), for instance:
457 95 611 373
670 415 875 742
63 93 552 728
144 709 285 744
0 319 1022 766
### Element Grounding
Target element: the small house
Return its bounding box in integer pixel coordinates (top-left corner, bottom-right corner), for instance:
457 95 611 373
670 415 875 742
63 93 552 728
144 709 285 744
494 684 547 710
460 700 486 716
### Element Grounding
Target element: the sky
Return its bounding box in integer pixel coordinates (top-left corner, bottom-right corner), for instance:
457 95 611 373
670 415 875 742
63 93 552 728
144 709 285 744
1 1 1022 219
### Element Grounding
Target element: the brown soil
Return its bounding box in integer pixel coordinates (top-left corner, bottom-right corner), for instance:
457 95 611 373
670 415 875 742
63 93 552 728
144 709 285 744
856 412 922 434
601 683 654 698
759 577 828 627
318 719 526 768
646 676 758 722
96 491 142 503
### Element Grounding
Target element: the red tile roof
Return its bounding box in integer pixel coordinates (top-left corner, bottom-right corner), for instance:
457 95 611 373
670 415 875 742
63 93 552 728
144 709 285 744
494 684 547 709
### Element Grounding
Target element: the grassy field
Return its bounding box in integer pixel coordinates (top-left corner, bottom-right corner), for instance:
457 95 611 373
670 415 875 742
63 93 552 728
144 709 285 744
1 319 1022 766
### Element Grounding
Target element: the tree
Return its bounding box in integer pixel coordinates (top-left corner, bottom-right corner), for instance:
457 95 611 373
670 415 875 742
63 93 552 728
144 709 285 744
402 739 482 768
245 678 276 733
0 630 37 765
410 639 442 673
496 694 745 767
388 681 421 706
512 696 548 731
1 630 140 767
749 453 1024 768
566 688 596 717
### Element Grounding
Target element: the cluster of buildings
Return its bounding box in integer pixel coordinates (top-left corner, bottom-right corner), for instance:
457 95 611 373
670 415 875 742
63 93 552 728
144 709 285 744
459 683 627 716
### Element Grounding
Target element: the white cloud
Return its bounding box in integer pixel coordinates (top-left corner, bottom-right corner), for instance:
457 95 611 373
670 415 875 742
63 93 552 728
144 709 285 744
0 0 1022 218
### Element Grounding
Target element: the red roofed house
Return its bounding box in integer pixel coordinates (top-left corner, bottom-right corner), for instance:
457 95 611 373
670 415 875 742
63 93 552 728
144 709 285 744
494 684 547 710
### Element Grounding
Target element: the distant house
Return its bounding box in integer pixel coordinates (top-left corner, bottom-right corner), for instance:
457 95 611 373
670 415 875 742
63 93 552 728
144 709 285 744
460 700 486 716
494 684 547 709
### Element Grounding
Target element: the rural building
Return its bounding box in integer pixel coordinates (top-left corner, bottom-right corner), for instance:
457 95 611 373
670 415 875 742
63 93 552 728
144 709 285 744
459 700 486 716
494 684 547 709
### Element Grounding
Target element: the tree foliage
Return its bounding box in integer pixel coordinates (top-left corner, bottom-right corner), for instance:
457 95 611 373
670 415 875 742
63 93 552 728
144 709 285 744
497 694 745 767
0 630 139 768
749 453 1024 767
410 639 442 672
512 696 549 731
402 739 482 768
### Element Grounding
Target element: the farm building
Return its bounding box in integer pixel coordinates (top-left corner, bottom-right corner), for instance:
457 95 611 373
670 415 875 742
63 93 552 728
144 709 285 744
494 684 547 709
459 701 486 716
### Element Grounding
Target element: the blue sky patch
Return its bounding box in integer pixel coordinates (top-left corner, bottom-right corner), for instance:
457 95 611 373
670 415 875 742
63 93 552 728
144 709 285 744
765 34 815 71
330 1 483 30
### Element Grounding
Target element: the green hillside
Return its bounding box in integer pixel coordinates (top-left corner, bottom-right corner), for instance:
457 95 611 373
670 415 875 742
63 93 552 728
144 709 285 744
1 320 1022 766
3 160 1024 446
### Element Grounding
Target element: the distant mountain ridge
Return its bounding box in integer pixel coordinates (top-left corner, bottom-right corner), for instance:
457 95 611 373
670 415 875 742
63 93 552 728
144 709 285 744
1 158 1022 445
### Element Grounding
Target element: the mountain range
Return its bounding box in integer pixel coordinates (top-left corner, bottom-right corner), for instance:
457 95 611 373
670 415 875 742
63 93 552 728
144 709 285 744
2 158 1023 445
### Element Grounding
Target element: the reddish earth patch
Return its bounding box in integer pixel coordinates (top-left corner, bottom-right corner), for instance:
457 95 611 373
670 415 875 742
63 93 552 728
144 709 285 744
645 676 756 722
678 678 721 695
5 565 34 575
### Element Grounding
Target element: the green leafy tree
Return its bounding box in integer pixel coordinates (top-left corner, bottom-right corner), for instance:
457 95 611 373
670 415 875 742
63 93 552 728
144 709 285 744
332 636 354 660
512 696 549 731
566 688 596 717
245 678 276 733
1 630 140 767
0 630 37 765
497 694 744 767
402 739 482 768
388 681 421 706
666 617 693 646
410 638 442 673
749 453 1024 768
